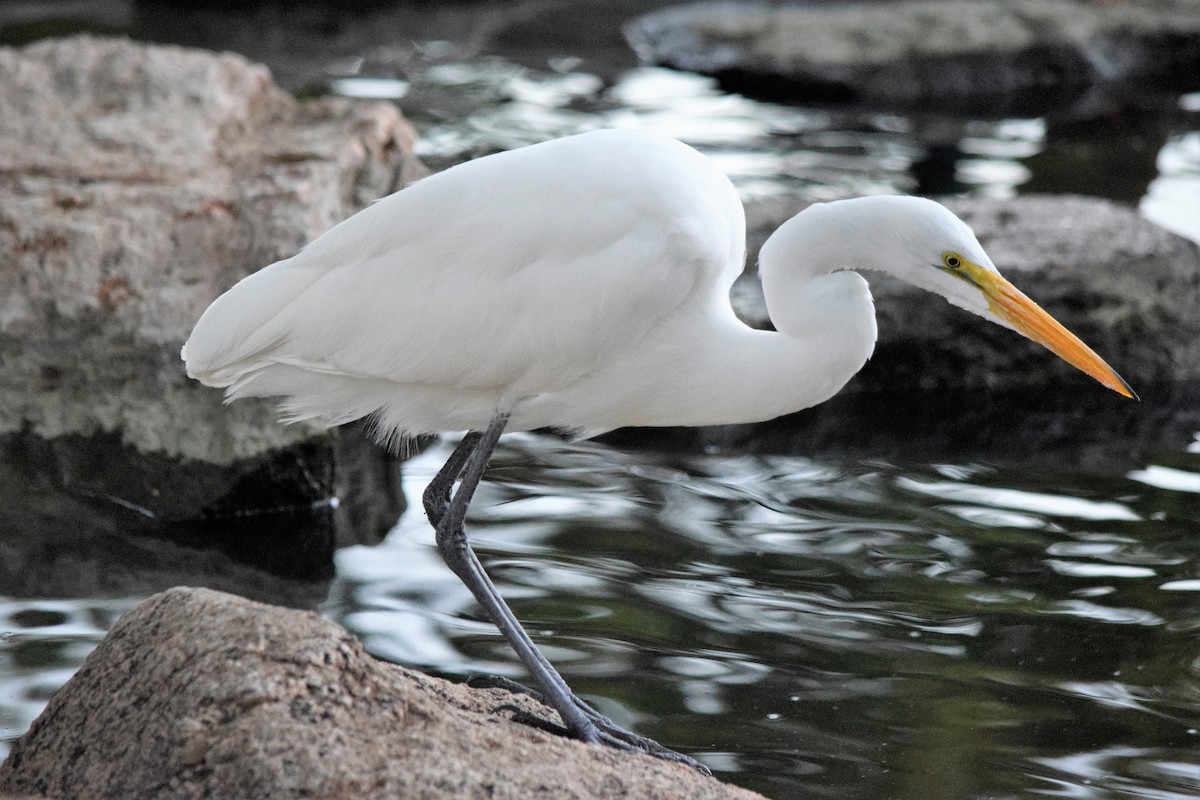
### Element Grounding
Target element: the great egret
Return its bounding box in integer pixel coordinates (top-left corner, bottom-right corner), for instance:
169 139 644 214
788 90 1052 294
183 128 1133 770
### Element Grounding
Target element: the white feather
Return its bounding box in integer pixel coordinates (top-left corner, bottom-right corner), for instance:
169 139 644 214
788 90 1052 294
185 129 1118 442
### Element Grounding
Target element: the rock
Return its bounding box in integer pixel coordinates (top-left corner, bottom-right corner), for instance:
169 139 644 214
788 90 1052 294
624 0 1200 113
0 36 423 575
942 195 1200 385
0 34 422 463
0 587 764 800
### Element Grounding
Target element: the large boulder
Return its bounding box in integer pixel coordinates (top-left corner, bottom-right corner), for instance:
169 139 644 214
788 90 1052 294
0 587 764 800
0 36 423 582
625 0 1200 114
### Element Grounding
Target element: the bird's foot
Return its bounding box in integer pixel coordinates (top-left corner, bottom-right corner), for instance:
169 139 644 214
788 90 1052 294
467 674 711 774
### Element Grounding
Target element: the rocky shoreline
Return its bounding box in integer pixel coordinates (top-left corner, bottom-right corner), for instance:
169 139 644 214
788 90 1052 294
2 24 1198 798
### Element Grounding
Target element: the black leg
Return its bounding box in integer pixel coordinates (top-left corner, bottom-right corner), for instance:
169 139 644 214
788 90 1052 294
434 414 601 740
430 414 710 773
467 675 710 772
422 431 481 525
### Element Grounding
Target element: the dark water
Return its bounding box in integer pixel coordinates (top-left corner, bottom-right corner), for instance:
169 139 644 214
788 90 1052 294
2 3 1200 797
325 437 1200 799
329 19 1200 244
4 433 1200 797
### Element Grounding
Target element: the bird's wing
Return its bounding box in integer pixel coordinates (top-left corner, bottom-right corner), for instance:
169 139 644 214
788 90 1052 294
183 130 745 416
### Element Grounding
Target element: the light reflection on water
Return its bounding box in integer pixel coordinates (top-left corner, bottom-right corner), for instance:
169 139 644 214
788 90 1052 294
407 63 923 209
0 599 138 754
1 435 1198 797
1142 128 1200 243
323 435 1200 800
370 47 1200 243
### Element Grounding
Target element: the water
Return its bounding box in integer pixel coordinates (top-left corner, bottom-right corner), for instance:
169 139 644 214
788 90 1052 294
0 599 139 753
3 5 1200 797
318 49 1200 796
336 41 1200 244
320 437 1200 799
5 434 1200 797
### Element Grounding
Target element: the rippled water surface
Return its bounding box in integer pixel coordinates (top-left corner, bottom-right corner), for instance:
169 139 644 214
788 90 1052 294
333 45 1200 243
324 436 1200 799
0 599 139 754
5 434 1200 797
310 50 1200 799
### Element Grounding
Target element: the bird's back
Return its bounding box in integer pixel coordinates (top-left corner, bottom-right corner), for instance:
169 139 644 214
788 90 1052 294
182 129 746 438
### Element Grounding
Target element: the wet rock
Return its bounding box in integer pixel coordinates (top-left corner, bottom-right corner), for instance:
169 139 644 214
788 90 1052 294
0 35 422 575
625 0 1200 113
0 587 764 800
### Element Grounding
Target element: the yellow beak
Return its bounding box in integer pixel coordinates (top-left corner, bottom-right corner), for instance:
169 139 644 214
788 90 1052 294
964 263 1136 399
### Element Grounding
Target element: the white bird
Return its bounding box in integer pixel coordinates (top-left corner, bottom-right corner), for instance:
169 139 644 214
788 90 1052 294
183 128 1133 769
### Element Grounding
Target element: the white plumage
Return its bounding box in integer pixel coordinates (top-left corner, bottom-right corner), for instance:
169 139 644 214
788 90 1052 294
183 128 1132 444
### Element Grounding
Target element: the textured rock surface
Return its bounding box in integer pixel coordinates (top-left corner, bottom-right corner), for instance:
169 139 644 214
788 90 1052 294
0 36 420 572
0 35 422 465
0 588 764 800
625 0 1200 112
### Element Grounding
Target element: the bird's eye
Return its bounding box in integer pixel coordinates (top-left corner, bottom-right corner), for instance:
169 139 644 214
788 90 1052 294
943 253 964 270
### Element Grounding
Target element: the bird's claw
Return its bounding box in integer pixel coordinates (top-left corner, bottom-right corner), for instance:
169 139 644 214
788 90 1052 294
468 674 710 775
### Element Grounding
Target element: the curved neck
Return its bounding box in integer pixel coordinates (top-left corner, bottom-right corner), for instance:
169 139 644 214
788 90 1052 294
759 204 875 336
700 307 876 424
599 283 877 429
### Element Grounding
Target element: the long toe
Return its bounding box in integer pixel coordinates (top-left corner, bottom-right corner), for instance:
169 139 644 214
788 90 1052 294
468 674 710 774
592 724 711 774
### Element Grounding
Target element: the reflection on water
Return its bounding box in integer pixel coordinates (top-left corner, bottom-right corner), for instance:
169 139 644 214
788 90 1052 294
323 435 1200 800
356 43 1200 243
1142 121 1200 243
404 60 924 209
0 599 138 752
2 435 1198 797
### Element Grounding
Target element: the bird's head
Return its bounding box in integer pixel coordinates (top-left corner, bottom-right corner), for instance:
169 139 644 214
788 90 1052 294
772 196 1136 399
